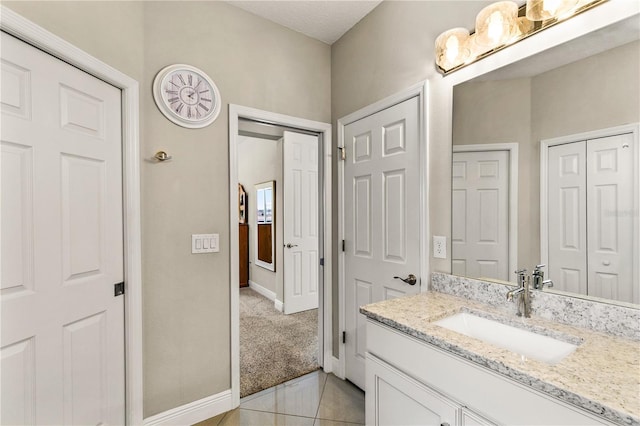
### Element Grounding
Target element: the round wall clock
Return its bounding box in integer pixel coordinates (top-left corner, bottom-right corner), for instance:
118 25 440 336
152 64 221 128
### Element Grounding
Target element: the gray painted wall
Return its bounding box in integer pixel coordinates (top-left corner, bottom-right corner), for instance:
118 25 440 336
5 0 330 417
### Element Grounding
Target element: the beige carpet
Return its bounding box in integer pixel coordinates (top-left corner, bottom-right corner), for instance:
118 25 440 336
240 287 319 397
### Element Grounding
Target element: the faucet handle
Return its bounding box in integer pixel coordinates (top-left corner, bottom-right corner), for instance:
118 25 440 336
542 279 554 288
514 268 527 275
534 264 546 271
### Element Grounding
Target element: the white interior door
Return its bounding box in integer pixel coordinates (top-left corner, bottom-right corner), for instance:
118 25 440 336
1 32 125 425
452 150 509 281
283 131 319 314
343 96 421 390
548 141 588 295
586 133 635 303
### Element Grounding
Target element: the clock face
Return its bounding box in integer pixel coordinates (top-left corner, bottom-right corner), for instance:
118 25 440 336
153 64 221 128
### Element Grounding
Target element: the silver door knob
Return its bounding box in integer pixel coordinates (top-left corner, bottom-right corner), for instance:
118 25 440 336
285 243 298 248
394 274 417 285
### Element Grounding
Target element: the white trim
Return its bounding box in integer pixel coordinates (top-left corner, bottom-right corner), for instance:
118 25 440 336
229 104 332 408
540 123 639 303
274 299 284 313
248 280 276 302
331 356 344 379
453 143 519 277
337 81 429 381
143 390 232 426
0 7 144 425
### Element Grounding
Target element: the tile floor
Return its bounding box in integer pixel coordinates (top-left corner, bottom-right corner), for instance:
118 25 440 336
194 370 365 425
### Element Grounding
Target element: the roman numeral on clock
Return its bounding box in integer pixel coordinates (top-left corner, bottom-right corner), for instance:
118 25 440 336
176 103 184 114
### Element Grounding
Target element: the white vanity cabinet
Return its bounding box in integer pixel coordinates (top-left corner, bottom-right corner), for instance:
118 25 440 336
365 319 614 426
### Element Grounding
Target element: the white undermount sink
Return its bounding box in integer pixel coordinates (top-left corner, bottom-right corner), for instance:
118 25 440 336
434 311 579 364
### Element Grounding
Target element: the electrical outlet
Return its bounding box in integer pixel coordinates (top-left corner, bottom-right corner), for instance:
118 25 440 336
433 236 447 259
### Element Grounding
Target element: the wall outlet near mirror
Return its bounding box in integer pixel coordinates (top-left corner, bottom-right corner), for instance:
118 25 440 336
433 236 447 259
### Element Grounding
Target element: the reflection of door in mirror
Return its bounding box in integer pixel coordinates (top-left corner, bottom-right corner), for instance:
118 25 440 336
452 146 515 281
451 28 640 306
543 127 637 304
255 181 276 272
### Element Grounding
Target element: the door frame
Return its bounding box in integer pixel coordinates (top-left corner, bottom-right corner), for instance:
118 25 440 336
336 81 428 379
0 6 144 425
540 123 640 299
228 104 332 407
452 143 519 278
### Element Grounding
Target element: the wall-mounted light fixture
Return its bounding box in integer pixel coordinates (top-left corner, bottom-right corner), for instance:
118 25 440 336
435 0 606 74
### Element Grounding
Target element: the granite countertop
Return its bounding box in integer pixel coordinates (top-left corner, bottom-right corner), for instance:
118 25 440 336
360 291 640 426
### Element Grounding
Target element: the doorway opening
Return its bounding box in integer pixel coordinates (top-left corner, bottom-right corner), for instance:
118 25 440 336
229 105 332 406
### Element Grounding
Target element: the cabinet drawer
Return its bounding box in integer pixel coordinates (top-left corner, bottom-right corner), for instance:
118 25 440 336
366 320 611 425
366 353 459 426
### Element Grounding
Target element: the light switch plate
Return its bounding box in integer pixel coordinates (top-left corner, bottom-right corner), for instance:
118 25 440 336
192 234 220 254
433 236 447 259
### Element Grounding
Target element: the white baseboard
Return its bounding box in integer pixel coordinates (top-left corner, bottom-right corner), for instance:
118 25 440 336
274 299 284 312
248 280 276 301
143 389 233 426
332 356 345 379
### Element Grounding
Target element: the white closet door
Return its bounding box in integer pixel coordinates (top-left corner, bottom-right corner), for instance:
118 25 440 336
1 32 125 425
587 133 635 303
548 141 588 295
452 150 510 281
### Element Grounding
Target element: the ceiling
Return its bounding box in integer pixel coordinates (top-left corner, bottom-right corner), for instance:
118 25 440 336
225 1 383 45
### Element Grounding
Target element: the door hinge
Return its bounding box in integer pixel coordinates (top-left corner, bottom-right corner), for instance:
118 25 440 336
114 281 125 297
320 258 324 266
338 147 346 161
342 331 346 344
342 240 345 252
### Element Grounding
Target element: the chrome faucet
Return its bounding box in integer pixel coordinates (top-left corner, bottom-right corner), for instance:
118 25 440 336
506 265 555 318
507 269 531 317
532 264 554 290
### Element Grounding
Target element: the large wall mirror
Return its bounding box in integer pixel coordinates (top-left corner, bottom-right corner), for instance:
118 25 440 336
255 181 276 271
451 14 640 306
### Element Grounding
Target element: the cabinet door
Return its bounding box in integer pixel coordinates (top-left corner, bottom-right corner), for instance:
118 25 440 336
366 354 458 426
461 408 496 426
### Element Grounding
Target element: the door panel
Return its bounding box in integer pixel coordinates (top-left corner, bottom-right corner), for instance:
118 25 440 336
452 150 509 281
587 133 634 303
344 96 421 389
548 141 588 296
1 32 125 425
283 131 319 314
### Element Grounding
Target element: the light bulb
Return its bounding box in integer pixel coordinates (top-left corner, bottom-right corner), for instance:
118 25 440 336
475 1 518 48
526 0 578 21
487 11 506 44
435 28 471 71
445 35 460 63
543 0 562 15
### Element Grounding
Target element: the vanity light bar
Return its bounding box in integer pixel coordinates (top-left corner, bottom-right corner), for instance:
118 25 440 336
435 0 607 75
